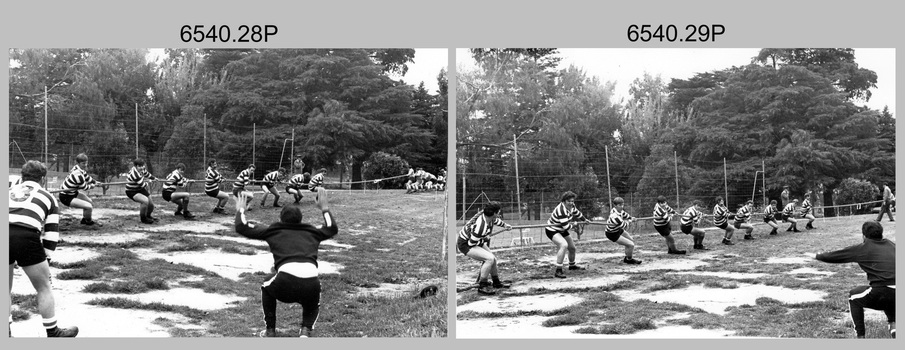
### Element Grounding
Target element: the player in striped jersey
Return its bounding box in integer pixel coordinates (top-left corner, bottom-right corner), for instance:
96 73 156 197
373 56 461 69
162 163 194 219
233 164 256 212
713 197 736 245
205 160 230 214
9 161 79 337
763 200 780 235
58 153 100 226
260 167 287 208
545 191 590 277
126 158 158 224
606 197 642 264
285 172 310 204
782 199 801 232
653 196 685 255
679 200 708 250
309 168 326 200
456 202 512 295
734 200 755 240
802 191 817 230
405 167 417 193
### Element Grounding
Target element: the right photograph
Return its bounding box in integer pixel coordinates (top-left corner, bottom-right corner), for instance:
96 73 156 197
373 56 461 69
454 48 896 339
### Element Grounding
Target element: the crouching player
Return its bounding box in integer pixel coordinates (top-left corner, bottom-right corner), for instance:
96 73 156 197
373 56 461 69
815 221 895 339
286 172 310 204
235 187 337 338
456 202 512 295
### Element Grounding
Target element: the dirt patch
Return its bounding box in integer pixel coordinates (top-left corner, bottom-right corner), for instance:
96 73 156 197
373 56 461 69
613 283 826 315
764 257 811 264
456 316 594 338
133 248 344 280
458 293 582 314
64 232 149 245
511 275 629 293
49 246 101 264
671 271 768 279
787 267 834 276
61 208 134 219
143 221 231 234
353 278 446 298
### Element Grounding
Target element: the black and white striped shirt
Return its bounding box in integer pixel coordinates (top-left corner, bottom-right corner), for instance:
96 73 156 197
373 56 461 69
653 202 676 227
162 169 187 191
233 168 254 190
458 212 507 247
783 203 797 216
680 206 702 227
546 202 586 233
309 173 325 191
713 204 730 226
734 205 752 224
288 174 307 189
59 164 97 194
764 204 778 220
262 171 282 186
10 181 61 250
205 166 222 192
126 167 156 191
606 208 632 234
801 198 813 215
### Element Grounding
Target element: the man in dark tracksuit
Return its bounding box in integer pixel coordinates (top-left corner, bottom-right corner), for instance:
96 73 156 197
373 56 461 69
815 221 895 339
235 187 338 337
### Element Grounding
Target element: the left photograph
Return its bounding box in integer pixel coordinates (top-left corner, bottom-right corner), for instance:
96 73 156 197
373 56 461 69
8 48 449 337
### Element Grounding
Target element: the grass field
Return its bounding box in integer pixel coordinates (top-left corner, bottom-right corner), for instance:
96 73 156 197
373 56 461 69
456 214 896 339
10 188 448 337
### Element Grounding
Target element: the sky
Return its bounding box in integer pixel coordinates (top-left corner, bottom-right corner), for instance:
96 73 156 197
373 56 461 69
456 48 896 116
147 48 449 95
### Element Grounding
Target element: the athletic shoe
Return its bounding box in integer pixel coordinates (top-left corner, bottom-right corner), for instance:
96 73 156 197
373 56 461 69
273 203 282 208
623 257 642 265
47 326 79 337
477 285 496 295
694 244 710 250
299 327 312 338
174 209 183 216
259 328 276 337
792 229 801 232
492 281 511 288
722 238 734 245
183 211 196 219
744 235 755 240
568 265 585 270
554 269 567 278
81 218 99 226
667 249 687 255
141 219 155 224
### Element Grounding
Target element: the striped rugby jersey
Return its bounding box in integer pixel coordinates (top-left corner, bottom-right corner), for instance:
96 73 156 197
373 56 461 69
764 204 778 219
162 169 187 191
10 181 61 250
782 203 797 216
287 174 307 188
126 166 156 191
458 212 506 247
680 206 702 227
801 198 813 215
605 208 632 234
734 205 752 224
546 202 587 233
262 171 282 186
59 164 97 194
713 204 730 226
205 166 222 192
233 168 254 190
421 172 436 181
309 173 325 190
652 202 676 227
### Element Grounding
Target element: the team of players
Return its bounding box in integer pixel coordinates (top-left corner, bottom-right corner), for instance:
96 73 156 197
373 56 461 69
405 166 447 193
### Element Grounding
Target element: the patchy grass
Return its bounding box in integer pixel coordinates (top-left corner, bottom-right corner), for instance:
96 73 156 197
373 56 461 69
457 213 895 338
19 190 447 337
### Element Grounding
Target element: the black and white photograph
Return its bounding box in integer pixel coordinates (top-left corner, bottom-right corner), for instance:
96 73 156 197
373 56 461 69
8 48 449 337
455 48 895 338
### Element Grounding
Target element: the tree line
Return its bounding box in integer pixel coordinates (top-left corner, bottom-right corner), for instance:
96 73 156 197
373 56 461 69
9 48 448 188
457 48 894 218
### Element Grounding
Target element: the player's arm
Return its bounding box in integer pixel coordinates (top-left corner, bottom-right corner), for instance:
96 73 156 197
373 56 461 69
314 187 338 240
234 193 270 239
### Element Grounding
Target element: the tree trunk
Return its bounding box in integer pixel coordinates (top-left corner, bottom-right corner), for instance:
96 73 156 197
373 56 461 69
823 186 835 217
351 160 363 190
